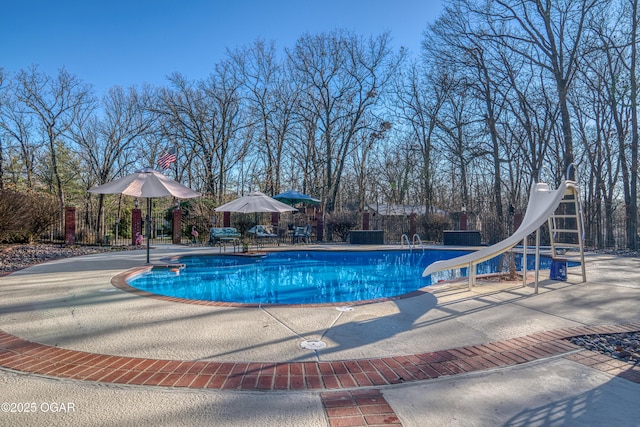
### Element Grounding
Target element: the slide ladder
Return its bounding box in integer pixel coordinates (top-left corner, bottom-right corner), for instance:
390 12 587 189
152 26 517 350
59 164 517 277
546 183 587 282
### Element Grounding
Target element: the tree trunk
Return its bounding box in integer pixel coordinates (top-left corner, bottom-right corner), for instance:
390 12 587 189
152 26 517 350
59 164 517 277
629 0 639 250
48 125 65 216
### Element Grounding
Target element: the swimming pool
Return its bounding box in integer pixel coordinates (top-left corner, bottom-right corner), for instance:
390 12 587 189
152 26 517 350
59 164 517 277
126 249 559 305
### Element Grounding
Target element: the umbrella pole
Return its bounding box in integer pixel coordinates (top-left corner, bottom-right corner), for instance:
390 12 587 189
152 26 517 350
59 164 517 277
146 198 152 264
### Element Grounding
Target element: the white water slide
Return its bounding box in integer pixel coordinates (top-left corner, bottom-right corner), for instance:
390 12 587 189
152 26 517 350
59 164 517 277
422 180 585 292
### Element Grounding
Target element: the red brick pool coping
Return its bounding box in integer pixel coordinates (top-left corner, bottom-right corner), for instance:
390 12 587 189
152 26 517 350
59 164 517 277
1 322 639 392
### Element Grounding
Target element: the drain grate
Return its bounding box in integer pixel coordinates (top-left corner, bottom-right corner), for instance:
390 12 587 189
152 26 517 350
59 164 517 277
99 288 118 293
336 306 354 312
300 339 327 350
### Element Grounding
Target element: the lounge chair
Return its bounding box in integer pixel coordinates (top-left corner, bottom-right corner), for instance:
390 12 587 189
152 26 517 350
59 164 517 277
209 227 241 245
247 225 278 247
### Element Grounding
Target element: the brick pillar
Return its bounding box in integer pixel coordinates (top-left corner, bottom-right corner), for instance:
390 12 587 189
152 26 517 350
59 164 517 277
64 207 76 245
409 213 417 236
460 211 468 230
132 208 142 245
362 210 370 230
223 211 231 227
315 210 323 242
172 208 182 244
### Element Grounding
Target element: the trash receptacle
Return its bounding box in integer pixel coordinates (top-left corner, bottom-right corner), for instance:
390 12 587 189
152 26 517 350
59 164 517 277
550 259 567 281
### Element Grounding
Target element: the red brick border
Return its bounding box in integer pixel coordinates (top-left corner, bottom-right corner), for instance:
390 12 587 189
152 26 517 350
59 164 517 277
1 322 639 391
565 349 640 382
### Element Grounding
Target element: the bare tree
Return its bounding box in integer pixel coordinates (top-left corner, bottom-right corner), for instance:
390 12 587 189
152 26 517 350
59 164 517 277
426 3 515 237
435 72 476 209
393 60 447 215
628 0 639 250
229 39 298 195
348 117 392 211
76 85 156 236
587 0 638 249
0 78 42 189
500 53 558 183
0 68 4 190
288 108 322 194
475 0 603 180
287 30 400 213
13 66 94 213
156 66 247 202
570 76 619 248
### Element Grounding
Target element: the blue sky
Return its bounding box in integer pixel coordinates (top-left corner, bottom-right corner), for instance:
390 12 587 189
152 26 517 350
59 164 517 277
2 0 444 96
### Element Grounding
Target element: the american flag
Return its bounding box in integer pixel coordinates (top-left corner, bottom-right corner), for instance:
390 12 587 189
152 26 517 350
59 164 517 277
157 147 177 170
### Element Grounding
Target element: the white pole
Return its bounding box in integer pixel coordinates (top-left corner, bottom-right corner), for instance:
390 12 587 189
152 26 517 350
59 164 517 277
522 238 527 287
534 228 540 294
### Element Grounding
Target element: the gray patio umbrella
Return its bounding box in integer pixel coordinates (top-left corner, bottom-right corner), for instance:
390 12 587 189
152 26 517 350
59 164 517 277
89 167 200 263
214 191 298 214
273 189 320 206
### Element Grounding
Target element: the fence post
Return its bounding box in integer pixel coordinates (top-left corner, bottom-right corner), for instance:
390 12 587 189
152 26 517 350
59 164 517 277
132 208 142 245
172 208 182 244
65 207 76 245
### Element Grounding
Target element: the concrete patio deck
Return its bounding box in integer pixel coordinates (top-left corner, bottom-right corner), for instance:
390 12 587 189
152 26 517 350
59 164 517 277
0 245 639 426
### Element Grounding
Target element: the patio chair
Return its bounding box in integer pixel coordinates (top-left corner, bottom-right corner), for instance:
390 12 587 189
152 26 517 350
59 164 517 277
293 225 312 244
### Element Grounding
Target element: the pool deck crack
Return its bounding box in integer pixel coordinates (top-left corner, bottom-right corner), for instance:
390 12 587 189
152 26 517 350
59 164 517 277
259 306 310 341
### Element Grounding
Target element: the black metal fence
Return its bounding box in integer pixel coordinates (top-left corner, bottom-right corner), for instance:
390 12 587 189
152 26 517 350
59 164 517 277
40 204 432 247
37 197 630 250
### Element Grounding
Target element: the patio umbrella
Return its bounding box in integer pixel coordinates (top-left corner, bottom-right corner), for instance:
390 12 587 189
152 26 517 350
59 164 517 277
273 189 320 206
215 191 298 214
89 167 200 263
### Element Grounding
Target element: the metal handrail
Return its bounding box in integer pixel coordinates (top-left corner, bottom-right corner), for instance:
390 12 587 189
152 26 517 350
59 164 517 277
412 234 425 252
401 234 411 249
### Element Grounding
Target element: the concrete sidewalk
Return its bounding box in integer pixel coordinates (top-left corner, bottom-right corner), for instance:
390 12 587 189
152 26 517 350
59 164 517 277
0 245 639 426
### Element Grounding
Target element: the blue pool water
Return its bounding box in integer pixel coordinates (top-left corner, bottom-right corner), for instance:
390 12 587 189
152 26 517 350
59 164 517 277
127 250 562 305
